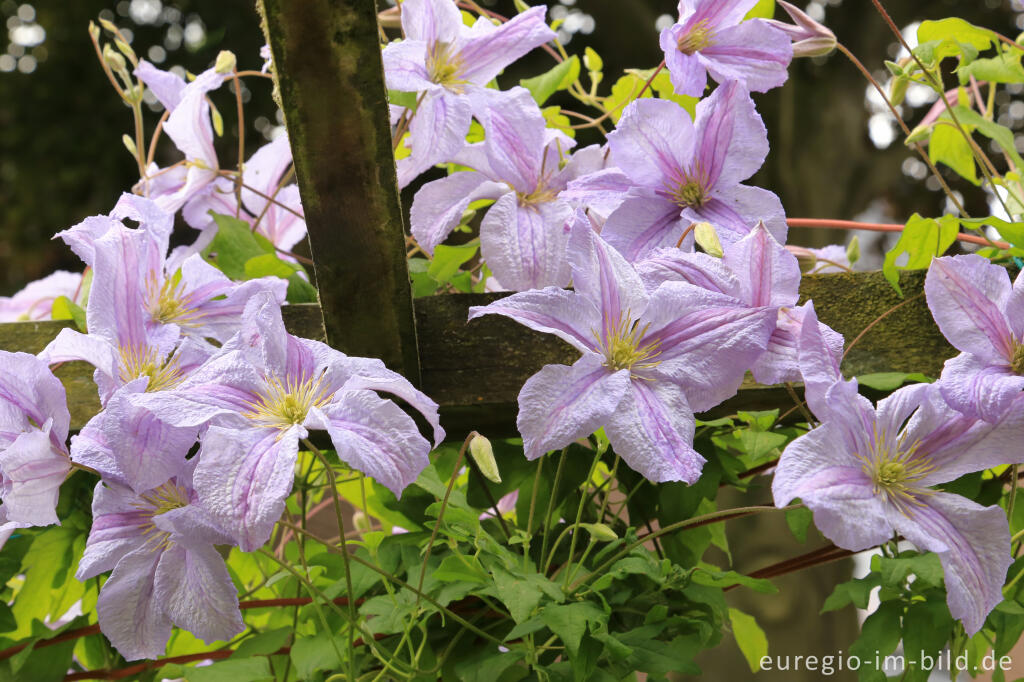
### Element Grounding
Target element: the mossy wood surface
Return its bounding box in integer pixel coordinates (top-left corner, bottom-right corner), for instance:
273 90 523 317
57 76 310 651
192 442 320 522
0 270 953 433
260 0 422 384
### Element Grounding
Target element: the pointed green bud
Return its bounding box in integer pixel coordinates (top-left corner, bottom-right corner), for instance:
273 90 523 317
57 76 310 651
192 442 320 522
512 0 531 14
469 434 501 483
846 235 860 266
584 47 603 74
904 123 932 145
88 21 101 43
210 105 224 137
98 17 119 35
122 134 138 158
214 50 237 74
115 39 135 60
352 511 373 533
103 43 126 73
580 523 618 542
694 222 723 257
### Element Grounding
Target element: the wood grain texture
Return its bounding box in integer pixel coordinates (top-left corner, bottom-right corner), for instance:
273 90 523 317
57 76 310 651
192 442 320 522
0 271 954 434
259 0 421 384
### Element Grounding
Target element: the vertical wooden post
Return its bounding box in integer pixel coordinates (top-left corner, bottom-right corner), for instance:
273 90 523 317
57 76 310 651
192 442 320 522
259 0 421 385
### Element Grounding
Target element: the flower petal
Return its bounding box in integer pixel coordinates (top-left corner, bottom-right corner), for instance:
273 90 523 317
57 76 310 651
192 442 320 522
0 427 69 527
569 213 651 319
608 98 694 190
935 352 1024 423
193 426 299 551
401 0 462 44
698 20 793 93
76 480 150 580
458 6 555 85
156 543 245 645
602 195 690 262
478 88 547 192
468 287 601 355
516 355 630 460
660 26 708 97
693 81 770 188
480 193 573 290
96 547 171 661
925 255 1014 361
686 184 787 246
892 492 1011 635
410 172 506 255
604 379 704 483
398 89 473 188
722 221 799 307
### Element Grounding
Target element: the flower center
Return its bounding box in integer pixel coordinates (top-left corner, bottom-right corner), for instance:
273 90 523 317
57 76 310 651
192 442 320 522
672 180 707 208
426 42 467 92
517 184 558 206
595 314 662 374
243 372 332 430
857 434 935 514
677 19 714 55
1012 341 1024 376
137 481 191 551
147 273 203 327
119 346 185 392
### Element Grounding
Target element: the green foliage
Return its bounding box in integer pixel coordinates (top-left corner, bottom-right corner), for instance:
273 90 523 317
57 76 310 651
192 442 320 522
882 213 959 295
50 295 87 332
520 56 580 105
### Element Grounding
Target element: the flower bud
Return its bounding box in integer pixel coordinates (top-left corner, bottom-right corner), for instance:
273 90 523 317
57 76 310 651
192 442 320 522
469 434 501 483
122 134 137 158
103 43 126 74
580 523 618 542
214 50 237 74
352 511 373 533
767 1 836 58
88 21 101 43
694 222 723 257
846 236 860 266
98 17 119 35
786 245 818 273
115 39 135 61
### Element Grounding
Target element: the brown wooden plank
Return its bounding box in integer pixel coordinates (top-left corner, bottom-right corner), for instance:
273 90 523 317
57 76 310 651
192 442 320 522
258 0 421 385
0 271 957 433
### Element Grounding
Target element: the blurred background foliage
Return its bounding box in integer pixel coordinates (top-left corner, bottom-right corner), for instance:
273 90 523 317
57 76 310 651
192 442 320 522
1 0 1022 295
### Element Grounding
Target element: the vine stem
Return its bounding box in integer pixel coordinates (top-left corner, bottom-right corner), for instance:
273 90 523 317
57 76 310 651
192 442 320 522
570 504 799 593
786 218 1010 250
539 447 570 568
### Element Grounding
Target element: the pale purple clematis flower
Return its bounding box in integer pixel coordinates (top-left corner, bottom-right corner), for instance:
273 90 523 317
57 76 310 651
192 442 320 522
57 193 287 344
410 88 606 290
0 352 72 532
469 223 776 483
130 293 444 550
786 243 851 274
659 0 792 97
76 459 244 661
773 303 1024 635
566 82 786 261
382 0 555 187
183 134 307 254
0 271 82 322
637 222 842 385
925 255 1024 423
134 60 230 214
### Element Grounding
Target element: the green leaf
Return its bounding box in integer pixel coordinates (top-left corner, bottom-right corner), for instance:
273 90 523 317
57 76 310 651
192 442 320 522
289 632 344 679
744 0 775 20
692 568 777 594
490 566 561 624
539 602 609 658
874 552 944 588
959 215 1024 248
11 527 75 639
205 213 275 279
821 574 881 613
849 601 903 679
902 600 953 682
959 51 1024 83
428 241 479 285
949 105 1024 171
520 56 580 105
243 253 296 280
605 73 653 124
856 372 932 390
433 554 489 584
728 608 768 673
50 296 87 332
232 627 291 658
785 506 814 543
929 122 978 184
185 657 273 682
882 213 959 295
453 646 526 682
918 18 994 52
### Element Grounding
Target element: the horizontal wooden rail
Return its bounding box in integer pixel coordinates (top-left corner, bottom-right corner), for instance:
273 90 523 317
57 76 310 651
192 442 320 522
0 269 952 436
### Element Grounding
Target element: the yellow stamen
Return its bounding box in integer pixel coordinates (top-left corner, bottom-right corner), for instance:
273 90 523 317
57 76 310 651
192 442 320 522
677 19 714 55
1011 340 1024 376
242 372 332 431
136 481 190 552
594 311 663 375
426 42 468 92
147 272 205 328
119 345 185 392
856 427 936 515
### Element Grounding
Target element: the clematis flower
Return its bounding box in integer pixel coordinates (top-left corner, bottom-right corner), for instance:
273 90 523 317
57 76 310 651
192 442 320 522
468 222 776 483
382 0 555 187
183 134 307 253
0 352 72 532
134 59 231 214
636 222 842 385
129 293 444 550
76 459 244 661
565 81 786 261
925 255 1024 423
0 271 82 322
410 87 606 290
659 0 792 97
773 303 1024 635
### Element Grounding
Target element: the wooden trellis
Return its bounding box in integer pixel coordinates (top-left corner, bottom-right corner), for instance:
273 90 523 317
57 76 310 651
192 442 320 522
0 1 958 438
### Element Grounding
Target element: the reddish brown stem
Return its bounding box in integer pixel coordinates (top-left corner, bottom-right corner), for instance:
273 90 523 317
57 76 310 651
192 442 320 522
787 218 1010 250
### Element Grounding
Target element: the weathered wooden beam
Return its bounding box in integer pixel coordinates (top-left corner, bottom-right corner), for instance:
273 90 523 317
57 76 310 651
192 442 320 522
0 270 957 434
259 0 421 384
